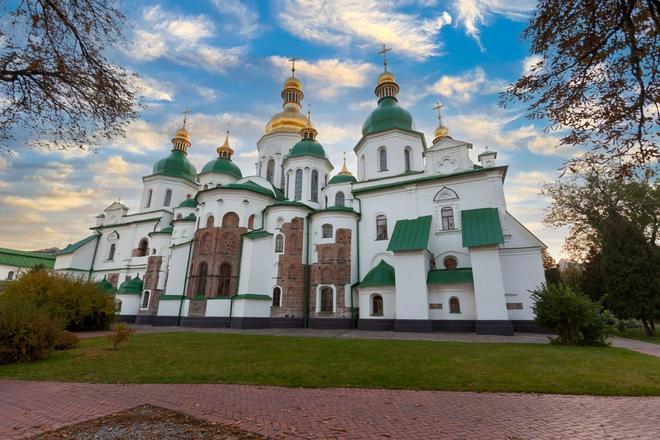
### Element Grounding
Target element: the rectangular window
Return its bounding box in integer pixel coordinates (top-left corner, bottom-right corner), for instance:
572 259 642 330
376 216 388 240
506 302 523 310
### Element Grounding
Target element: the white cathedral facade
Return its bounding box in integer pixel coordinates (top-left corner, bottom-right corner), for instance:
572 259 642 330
54 61 546 335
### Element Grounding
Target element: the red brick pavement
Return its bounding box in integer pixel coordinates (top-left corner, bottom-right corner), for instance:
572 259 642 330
1 380 659 439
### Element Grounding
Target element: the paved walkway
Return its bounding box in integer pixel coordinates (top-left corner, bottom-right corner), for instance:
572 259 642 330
1 380 658 439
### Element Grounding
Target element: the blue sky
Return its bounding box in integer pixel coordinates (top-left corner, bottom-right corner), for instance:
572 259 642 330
0 0 572 258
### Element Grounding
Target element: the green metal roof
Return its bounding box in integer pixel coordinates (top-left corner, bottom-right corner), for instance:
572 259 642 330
362 96 414 136
427 268 474 285
200 157 243 179
152 149 198 183
152 226 173 234
117 276 143 295
57 234 98 255
360 260 395 287
328 173 357 185
243 230 273 240
234 294 273 300
0 248 56 269
178 198 198 208
95 276 116 293
288 138 327 159
387 215 432 252
461 208 504 248
221 180 277 198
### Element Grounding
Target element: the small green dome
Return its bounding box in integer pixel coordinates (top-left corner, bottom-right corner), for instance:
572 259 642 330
361 96 414 136
201 157 243 180
117 276 143 294
328 173 357 184
95 276 115 293
289 139 326 159
178 198 198 208
152 150 197 183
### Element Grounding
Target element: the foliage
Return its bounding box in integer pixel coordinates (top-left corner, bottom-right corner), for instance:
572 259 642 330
501 0 659 174
544 267 561 285
1 333 659 396
107 323 134 351
0 294 62 364
3 268 115 331
0 0 140 153
542 249 556 270
560 265 583 290
54 331 80 351
617 327 660 344
581 247 605 303
601 214 659 335
531 283 616 346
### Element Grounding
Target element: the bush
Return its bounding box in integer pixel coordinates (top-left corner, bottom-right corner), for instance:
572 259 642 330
4 267 115 331
531 283 616 346
107 323 134 351
0 295 62 364
54 331 80 350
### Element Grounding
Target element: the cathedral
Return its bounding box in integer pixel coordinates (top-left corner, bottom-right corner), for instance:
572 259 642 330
54 58 546 335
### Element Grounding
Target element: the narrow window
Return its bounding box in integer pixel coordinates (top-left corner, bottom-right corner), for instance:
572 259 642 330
141 290 151 309
444 257 458 270
137 238 148 257
311 170 319 202
372 295 383 316
217 263 231 297
441 207 455 230
108 243 116 260
163 189 172 207
222 212 239 227
360 155 366 178
272 287 281 307
404 148 411 172
247 214 255 230
322 223 333 239
275 234 284 253
294 169 302 201
206 215 215 228
449 297 461 314
376 215 388 240
197 263 208 296
176 213 183 220
335 191 345 207
266 159 275 183
145 189 152 208
7 271 14 281
378 147 387 171
280 168 285 189
320 287 333 312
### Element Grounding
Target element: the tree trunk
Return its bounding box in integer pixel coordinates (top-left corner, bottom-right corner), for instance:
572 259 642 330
641 319 655 336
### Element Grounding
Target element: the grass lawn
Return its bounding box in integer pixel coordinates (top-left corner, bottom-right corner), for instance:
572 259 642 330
617 328 659 345
0 333 658 396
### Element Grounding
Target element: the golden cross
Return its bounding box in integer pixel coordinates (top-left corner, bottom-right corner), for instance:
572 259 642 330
433 101 444 124
182 107 191 129
288 55 299 76
377 44 392 72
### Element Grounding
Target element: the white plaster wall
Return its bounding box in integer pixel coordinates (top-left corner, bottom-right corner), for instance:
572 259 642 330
54 236 97 271
324 182 355 209
157 299 183 316
358 288 395 319
140 175 198 213
232 298 271 317
393 252 431 320
199 172 239 190
115 294 140 316
283 156 333 208
205 298 232 317
0 264 21 280
469 246 509 320
257 131 301 188
238 237 274 295
93 220 163 273
427 285 476 320
354 130 425 181
164 243 192 295
500 248 544 320
197 188 271 230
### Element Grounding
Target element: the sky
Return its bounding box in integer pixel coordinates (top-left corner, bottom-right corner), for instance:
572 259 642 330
0 0 572 259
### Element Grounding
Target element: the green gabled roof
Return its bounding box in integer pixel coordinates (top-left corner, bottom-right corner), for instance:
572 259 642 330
57 235 98 255
243 230 273 240
361 96 414 136
265 200 314 211
427 268 473 285
95 276 116 293
0 248 56 269
200 157 243 179
117 276 143 295
360 260 395 287
289 138 327 159
313 206 358 214
222 180 277 198
461 208 504 248
387 215 432 252
328 173 357 185
178 198 198 208
151 226 173 234
151 149 198 183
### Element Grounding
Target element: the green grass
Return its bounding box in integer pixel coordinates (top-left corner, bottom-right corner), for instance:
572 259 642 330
617 327 660 344
0 333 658 396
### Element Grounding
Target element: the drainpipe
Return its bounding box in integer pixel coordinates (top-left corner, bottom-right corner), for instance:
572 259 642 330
87 232 101 282
303 212 312 328
352 197 363 329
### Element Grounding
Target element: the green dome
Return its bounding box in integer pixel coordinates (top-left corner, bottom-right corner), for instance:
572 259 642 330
361 96 413 136
328 173 357 184
152 150 197 183
289 139 326 159
178 198 198 208
200 157 242 180
117 276 143 295
95 276 115 293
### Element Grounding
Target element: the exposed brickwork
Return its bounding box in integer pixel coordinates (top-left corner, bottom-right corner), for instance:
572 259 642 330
187 299 207 318
309 228 352 318
187 215 247 299
106 273 119 289
272 217 305 318
139 256 163 316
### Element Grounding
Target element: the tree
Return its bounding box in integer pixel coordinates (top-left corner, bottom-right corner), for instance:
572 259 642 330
601 214 659 335
542 249 556 270
501 0 659 175
581 247 605 303
0 0 140 153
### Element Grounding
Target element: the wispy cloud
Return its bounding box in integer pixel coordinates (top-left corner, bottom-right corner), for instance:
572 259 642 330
134 75 176 102
428 67 506 102
453 0 534 48
212 0 260 37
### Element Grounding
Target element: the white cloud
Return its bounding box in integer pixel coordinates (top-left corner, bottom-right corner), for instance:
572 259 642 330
270 56 377 100
527 135 569 156
212 0 260 37
134 76 176 102
193 85 219 102
428 67 506 102
109 120 169 155
453 0 534 47
276 0 452 60
1 187 96 212
0 156 7 172
522 54 543 75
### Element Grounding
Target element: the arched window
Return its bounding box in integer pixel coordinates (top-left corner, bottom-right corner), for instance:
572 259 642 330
335 191 345 207
294 169 303 201
310 170 319 202
275 234 284 253
247 214 255 230
7 271 14 281
441 207 455 230
360 155 366 178
141 290 151 309
115 298 122 312
272 287 281 307
204 184 208 190
444 257 458 270
404 147 411 172
145 189 152 208
266 159 275 183
197 263 208 296
137 238 149 257
372 295 383 316
176 213 183 220
217 263 231 297
378 147 387 171
206 215 215 228
108 243 116 260
322 223 333 238
449 296 461 314
164 189 172 207
320 287 333 312
376 215 388 240
280 168 285 189
222 212 239 227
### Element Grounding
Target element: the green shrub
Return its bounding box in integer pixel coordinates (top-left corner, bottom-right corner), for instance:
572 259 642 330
531 283 616 346
0 295 62 364
54 331 80 350
107 323 134 351
4 268 115 331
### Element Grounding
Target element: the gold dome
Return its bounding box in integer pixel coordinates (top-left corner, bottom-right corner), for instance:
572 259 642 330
216 131 234 158
377 71 396 85
283 76 302 91
173 127 190 143
265 105 308 134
